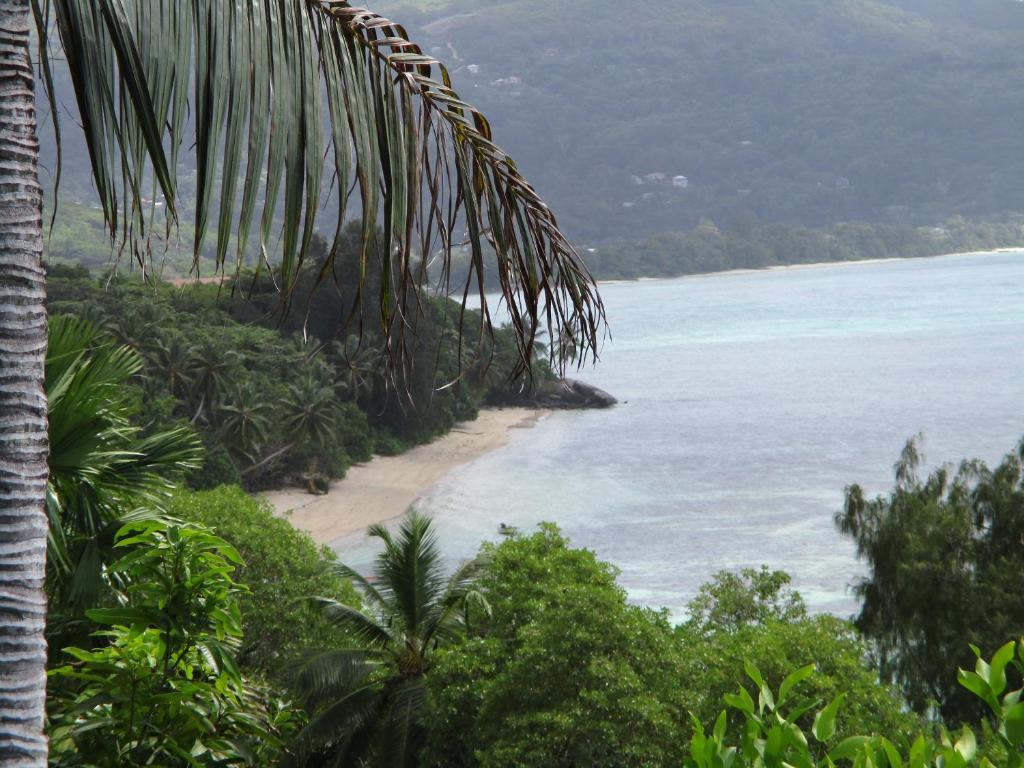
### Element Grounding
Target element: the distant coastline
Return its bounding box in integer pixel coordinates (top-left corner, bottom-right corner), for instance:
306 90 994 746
596 246 1024 286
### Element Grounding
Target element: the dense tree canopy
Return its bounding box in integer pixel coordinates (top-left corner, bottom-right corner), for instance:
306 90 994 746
837 438 1024 724
676 568 921 745
423 524 690 767
166 487 359 678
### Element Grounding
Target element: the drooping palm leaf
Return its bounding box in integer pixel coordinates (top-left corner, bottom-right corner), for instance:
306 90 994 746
311 596 396 650
292 648 381 710
35 0 604 375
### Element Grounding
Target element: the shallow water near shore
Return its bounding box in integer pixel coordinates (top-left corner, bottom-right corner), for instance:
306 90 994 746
335 250 1024 620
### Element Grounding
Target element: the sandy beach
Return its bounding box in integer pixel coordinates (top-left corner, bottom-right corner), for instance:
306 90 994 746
264 407 547 547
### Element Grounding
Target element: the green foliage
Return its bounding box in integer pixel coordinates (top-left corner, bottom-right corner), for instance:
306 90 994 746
292 512 486 766
165 487 359 677
45 314 202 618
423 524 689 767
48 521 295 767
677 575 920 746
686 641 1024 767
583 217 1024 281
47 247 531 493
686 567 807 634
958 641 1024 767
187 440 242 491
837 438 1024 723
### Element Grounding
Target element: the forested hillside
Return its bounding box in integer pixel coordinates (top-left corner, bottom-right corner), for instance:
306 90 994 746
41 0 1024 277
377 0 1024 247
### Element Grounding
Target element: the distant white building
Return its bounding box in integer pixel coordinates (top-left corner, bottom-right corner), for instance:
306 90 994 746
466 64 480 75
644 172 666 183
490 76 522 87
672 175 689 188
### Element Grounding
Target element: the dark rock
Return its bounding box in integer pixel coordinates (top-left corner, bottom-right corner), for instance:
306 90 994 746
535 378 617 409
486 378 617 410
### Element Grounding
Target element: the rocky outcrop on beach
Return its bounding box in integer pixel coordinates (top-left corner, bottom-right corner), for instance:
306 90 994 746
535 378 617 409
491 378 617 409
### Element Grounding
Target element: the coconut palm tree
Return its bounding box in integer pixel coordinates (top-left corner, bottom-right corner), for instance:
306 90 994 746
188 339 242 424
144 335 200 401
332 334 381 402
294 512 487 766
283 372 342 453
215 381 274 468
0 1 603 760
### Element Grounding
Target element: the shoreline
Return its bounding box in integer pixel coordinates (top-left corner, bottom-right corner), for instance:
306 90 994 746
264 407 548 546
596 246 1024 286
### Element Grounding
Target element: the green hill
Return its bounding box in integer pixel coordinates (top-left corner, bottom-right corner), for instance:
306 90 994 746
377 0 1024 248
40 1 1024 278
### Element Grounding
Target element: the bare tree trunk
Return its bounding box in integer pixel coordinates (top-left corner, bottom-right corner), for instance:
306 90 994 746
0 0 48 764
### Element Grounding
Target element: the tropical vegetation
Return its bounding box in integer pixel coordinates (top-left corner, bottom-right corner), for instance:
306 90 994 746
292 512 487 766
838 437 1024 725
38 433 1024 767
47 257 554 491
0 0 602 759
4 0 1023 765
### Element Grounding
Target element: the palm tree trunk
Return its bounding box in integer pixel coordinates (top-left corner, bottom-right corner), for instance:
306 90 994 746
0 0 49 764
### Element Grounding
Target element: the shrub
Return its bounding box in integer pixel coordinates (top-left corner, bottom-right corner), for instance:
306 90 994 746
48 521 295 767
166 486 359 676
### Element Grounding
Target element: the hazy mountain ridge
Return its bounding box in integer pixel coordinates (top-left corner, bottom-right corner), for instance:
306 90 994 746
377 0 1024 244
40 1 1024 276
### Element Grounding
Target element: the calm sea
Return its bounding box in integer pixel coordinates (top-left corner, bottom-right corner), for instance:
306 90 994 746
336 250 1024 619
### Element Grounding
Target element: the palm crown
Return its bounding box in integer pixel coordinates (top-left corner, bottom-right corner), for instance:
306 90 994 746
294 511 488 765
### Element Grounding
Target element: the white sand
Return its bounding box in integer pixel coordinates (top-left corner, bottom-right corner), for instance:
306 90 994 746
264 407 546 546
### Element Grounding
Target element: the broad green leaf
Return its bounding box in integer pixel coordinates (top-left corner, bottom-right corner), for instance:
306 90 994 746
725 686 756 716
990 641 1017 697
828 735 873 762
778 663 816 705
958 669 998 712
1003 701 1024 746
85 607 156 628
879 737 905 768
953 727 976 762
813 693 845 743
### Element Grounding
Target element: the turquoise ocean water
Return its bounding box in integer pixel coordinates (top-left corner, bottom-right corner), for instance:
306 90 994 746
336 250 1024 619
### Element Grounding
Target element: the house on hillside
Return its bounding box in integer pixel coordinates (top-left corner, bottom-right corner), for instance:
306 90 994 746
672 175 689 188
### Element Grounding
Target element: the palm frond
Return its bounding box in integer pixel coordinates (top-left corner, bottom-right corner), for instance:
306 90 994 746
330 561 389 613
44 315 202 609
368 511 446 638
35 0 605 375
291 682 384 763
291 647 380 709
310 596 395 650
422 552 491 644
378 679 427 768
